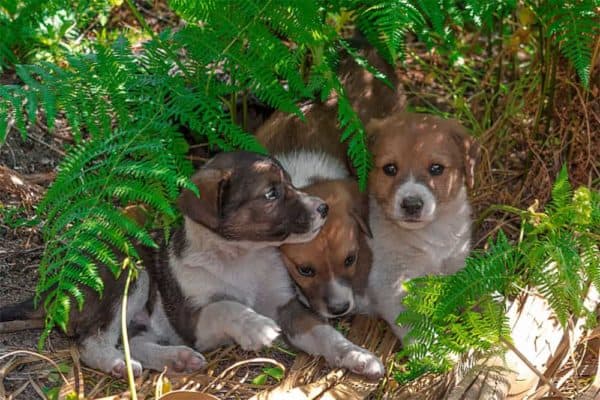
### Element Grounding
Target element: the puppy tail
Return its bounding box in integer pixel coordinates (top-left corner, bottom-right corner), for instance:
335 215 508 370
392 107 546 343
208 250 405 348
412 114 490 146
0 297 44 321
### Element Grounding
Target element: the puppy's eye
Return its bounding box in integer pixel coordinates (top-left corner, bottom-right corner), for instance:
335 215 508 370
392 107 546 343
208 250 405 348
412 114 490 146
383 164 397 176
344 254 356 267
429 164 445 176
264 187 280 201
297 265 315 277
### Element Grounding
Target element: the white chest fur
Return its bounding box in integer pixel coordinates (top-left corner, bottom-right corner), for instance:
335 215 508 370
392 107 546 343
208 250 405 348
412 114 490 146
171 223 295 319
361 188 472 314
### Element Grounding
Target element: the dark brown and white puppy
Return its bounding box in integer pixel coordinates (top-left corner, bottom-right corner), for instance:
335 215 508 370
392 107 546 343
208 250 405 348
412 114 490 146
0 238 150 378
130 151 385 379
359 113 480 338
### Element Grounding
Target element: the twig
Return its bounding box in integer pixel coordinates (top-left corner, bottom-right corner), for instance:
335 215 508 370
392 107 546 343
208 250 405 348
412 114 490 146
28 376 47 399
0 350 70 387
500 337 568 398
0 319 44 333
28 133 66 156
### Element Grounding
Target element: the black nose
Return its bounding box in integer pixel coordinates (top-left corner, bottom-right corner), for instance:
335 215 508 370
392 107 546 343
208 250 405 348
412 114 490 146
401 196 423 215
317 203 329 218
327 301 350 316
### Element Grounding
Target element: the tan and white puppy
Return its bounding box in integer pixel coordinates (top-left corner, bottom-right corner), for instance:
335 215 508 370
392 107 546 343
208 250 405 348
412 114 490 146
130 151 385 379
359 113 480 338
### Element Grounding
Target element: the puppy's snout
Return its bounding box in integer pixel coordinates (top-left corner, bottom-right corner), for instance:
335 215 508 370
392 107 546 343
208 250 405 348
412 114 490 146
401 196 424 216
327 301 350 317
316 203 329 219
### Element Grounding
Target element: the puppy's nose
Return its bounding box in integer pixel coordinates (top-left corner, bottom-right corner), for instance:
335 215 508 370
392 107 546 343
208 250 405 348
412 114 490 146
327 301 350 316
316 203 329 218
401 196 423 215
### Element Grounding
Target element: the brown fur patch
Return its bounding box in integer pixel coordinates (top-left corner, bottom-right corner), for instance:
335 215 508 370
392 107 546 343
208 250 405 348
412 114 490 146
256 47 405 171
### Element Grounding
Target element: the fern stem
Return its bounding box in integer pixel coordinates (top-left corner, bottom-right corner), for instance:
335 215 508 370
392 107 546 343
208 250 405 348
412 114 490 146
542 46 558 137
121 263 138 400
242 92 248 131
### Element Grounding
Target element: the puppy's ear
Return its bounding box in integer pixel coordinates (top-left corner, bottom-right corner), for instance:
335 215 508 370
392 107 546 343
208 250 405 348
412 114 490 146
350 208 373 239
341 117 386 178
449 121 481 190
365 117 385 147
178 168 231 230
349 185 373 239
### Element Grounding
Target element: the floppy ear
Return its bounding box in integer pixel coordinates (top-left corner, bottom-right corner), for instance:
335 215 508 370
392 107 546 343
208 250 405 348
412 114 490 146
350 208 373 239
177 168 231 230
342 117 386 177
449 121 481 190
365 117 385 147
350 188 373 239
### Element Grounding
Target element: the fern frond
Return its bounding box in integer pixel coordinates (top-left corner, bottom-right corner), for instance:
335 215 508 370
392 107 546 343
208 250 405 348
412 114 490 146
35 127 192 338
538 0 598 88
398 167 598 381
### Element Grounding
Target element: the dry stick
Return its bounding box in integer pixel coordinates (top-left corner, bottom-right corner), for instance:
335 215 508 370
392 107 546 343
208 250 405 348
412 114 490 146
0 319 44 333
0 350 70 387
500 337 568 398
28 376 47 400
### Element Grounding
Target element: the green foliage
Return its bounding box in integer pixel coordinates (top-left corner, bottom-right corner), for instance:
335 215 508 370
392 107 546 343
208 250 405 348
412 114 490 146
251 366 285 385
535 0 599 88
0 0 114 71
396 166 600 382
36 126 195 342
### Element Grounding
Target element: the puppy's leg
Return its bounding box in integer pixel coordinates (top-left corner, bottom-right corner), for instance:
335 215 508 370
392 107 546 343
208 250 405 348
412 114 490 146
78 311 143 378
379 305 409 341
193 300 281 352
277 300 385 380
79 270 150 378
130 330 206 373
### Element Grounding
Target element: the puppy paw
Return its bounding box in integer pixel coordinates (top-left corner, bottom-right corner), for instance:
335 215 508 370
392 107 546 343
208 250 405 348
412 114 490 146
339 348 385 380
111 358 143 379
172 347 207 373
237 315 281 351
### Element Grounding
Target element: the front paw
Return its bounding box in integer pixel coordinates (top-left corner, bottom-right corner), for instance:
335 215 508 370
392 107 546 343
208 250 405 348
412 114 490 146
172 347 206 373
236 315 281 351
338 348 385 380
111 358 143 379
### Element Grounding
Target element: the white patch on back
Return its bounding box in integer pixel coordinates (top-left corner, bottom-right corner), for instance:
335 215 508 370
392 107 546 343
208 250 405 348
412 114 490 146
275 150 348 188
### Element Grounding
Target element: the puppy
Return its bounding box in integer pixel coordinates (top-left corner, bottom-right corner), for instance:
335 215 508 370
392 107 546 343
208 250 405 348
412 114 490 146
255 45 404 169
130 151 385 379
273 151 373 320
0 248 151 378
360 113 480 338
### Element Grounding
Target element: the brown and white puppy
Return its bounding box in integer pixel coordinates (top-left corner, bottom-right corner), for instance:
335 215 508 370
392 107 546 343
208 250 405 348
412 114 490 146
278 176 373 319
359 113 480 338
130 151 385 379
